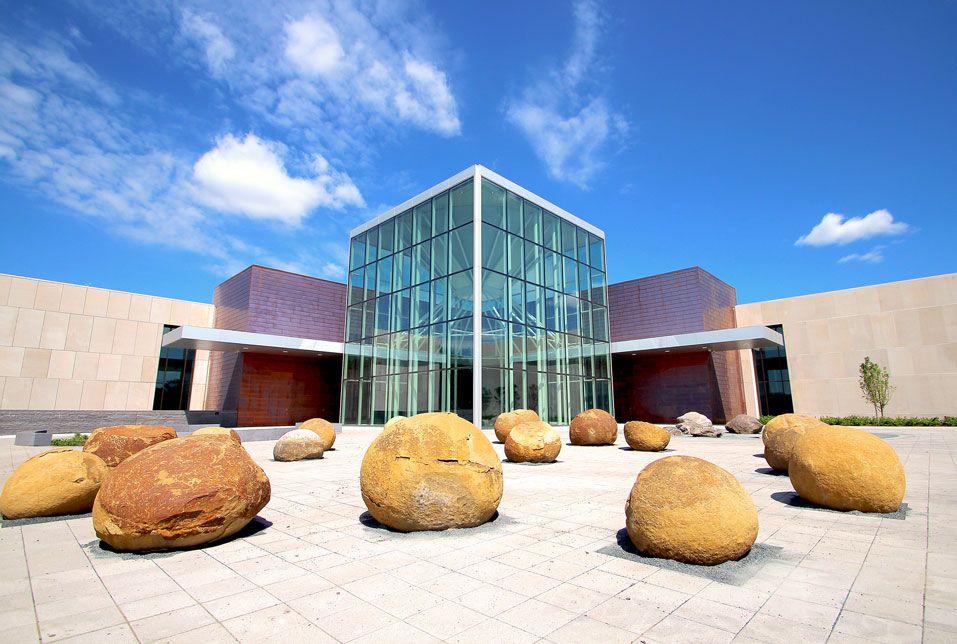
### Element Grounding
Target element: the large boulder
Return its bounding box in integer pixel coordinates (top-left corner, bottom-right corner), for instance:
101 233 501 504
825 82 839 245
191 427 241 444
505 421 562 463
1 449 109 519
763 414 827 472
726 414 763 435
83 425 176 467
569 409 618 445
676 412 720 437
93 435 270 551
300 418 336 450
789 426 905 513
384 416 406 431
360 412 503 531
274 429 325 461
625 456 758 565
623 421 670 452
494 409 539 443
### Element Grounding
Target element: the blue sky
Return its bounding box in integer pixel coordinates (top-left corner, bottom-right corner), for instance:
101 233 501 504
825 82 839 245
1 0 954 304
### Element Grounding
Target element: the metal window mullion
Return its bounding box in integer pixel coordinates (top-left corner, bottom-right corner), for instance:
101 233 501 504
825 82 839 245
472 166 483 427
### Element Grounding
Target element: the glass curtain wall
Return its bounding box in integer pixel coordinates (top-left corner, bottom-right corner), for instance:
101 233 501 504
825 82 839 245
342 179 474 424
753 324 794 416
479 178 613 426
153 324 195 410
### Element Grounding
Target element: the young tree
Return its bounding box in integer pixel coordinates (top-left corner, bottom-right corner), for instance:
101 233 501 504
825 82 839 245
859 356 893 422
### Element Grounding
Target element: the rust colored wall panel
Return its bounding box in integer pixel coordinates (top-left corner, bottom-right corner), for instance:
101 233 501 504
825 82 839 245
237 354 341 427
247 266 346 342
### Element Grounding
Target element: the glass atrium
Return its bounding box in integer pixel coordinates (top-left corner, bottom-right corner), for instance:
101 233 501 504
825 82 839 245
340 167 613 427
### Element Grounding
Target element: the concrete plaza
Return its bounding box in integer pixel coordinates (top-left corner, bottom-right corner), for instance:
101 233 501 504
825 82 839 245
0 425 954 643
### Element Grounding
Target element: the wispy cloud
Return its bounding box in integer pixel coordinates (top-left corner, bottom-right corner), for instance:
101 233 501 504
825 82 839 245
179 9 235 77
796 209 910 246
838 246 886 264
506 0 626 188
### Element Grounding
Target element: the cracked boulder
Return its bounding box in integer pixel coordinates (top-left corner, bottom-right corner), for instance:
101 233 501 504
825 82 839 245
360 412 503 531
83 424 177 467
1 449 109 519
93 435 270 551
493 409 540 443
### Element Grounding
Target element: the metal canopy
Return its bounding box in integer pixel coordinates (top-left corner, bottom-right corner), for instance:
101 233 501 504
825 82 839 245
610 325 784 356
161 326 344 356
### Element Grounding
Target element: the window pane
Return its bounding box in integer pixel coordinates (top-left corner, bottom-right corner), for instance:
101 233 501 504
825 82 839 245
576 227 588 263
375 295 391 335
510 323 525 368
449 318 473 367
524 241 542 285
481 367 507 423
542 211 560 251
544 289 562 332
567 335 582 375
481 179 506 229
591 268 606 306
578 262 591 301
449 223 474 273
430 323 447 370
561 220 576 257
481 269 507 319
413 201 432 244
379 218 395 258
507 234 523 278
395 211 413 250
373 334 389 375
450 179 473 228
482 317 508 368
564 294 580 335
580 299 592 338
347 305 363 341
366 225 379 264
544 250 561 291
506 191 523 235
432 190 449 235
348 268 364 305
449 270 473 320
431 277 447 323
523 201 542 243
509 278 524 324
592 305 608 341
481 223 506 274
431 233 448 279
413 241 430 285
394 248 412 290
412 283 430 328
363 299 376 338
525 283 543 328
562 256 578 295
351 232 366 269
376 257 392 295
392 288 411 331
589 233 604 270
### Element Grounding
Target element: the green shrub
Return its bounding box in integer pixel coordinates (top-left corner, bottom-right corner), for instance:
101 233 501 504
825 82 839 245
758 415 776 426
819 416 952 427
51 432 88 446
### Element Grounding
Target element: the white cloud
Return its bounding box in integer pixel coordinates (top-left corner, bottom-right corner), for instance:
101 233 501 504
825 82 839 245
279 11 460 137
796 209 910 246
506 0 626 188
192 133 363 225
179 10 235 76
838 246 885 264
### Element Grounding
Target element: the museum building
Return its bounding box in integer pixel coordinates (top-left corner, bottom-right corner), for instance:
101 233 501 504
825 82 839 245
0 166 954 431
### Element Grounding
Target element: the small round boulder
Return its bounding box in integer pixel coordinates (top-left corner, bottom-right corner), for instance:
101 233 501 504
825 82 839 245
789 426 905 513
360 412 503 531
726 414 763 435
191 427 241 444
569 409 618 445
623 421 671 451
505 421 562 463
762 414 826 472
93 435 270 551
1 449 109 519
274 429 325 461
300 418 336 450
494 409 539 443
84 425 177 467
625 456 758 565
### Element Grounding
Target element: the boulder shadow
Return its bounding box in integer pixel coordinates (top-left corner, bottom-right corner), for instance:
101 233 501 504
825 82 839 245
89 516 273 558
1 511 92 529
505 460 561 465
770 491 909 520
618 446 674 452
359 510 502 533
753 453 765 458
755 467 787 476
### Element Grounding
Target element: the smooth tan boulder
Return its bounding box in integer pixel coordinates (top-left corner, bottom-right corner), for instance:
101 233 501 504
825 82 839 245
625 456 758 565
384 416 406 431
300 418 336 450
623 421 671 451
790 426 905 513
84 425 176 467
569 409 618 445
1 449 109 519
191 427 241 444
273 429 325 461
505 421 562 463
494 409 539 443
762 414 827 472
360 412 503 531
93 435 270 551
